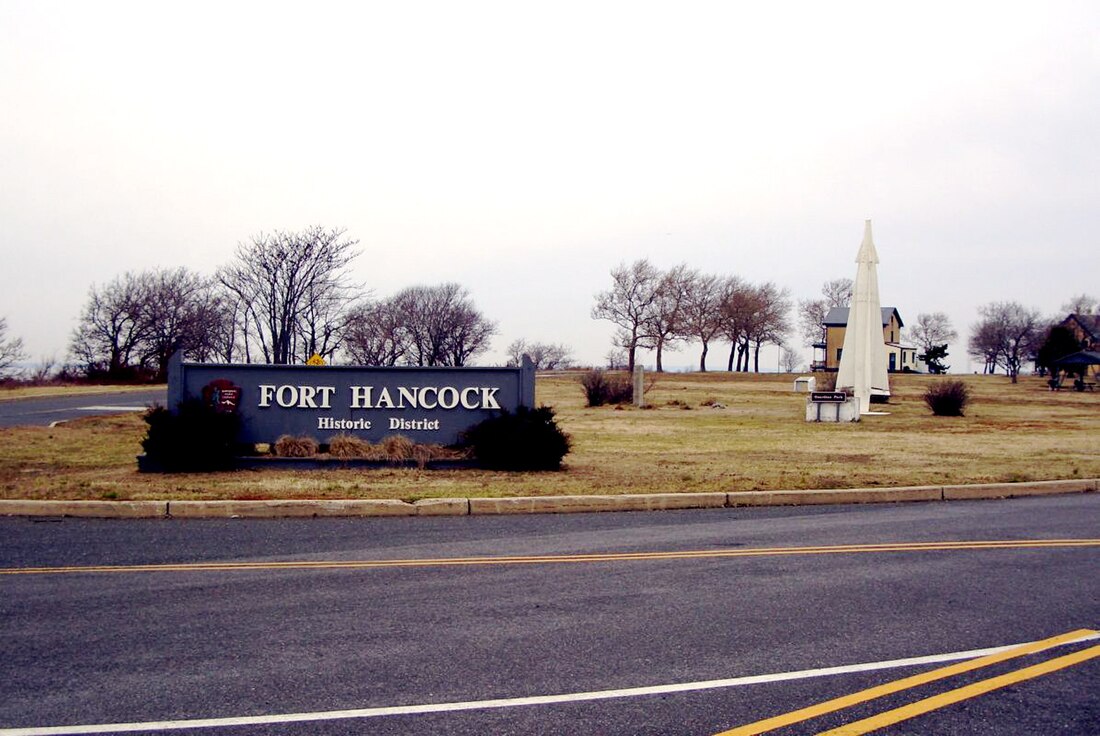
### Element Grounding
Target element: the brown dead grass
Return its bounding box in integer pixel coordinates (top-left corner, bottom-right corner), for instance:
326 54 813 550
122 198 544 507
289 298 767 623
0 372 1097 501
273 435 319 458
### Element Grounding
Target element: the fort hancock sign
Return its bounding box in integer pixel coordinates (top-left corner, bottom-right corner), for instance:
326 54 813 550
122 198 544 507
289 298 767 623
167 353 536 446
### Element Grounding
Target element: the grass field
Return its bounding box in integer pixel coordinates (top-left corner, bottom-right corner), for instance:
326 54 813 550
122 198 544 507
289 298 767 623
1 372 1097 502
0 384 160 401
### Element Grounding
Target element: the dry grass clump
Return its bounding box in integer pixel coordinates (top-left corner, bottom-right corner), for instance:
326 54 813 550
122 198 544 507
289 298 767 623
321 434 463 466
328 434 372 458
411 443 433 469
274 435 319 458
381 434 415 462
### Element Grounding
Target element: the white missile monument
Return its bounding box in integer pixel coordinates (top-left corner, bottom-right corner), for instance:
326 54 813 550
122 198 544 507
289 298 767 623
836 220 891 414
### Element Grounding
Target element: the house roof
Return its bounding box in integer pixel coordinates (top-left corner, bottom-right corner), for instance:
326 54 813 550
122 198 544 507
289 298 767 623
1063 313 1100 341
823 306 902 328
1053 350 1100 367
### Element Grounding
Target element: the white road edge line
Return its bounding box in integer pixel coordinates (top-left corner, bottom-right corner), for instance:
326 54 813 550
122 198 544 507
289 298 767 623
76 406 148 412
3 632 1097 736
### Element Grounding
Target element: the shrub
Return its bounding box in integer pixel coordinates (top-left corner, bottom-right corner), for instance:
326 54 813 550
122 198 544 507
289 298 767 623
579 369 633 407
274 435 319 457
462 406 571 471
924 380 971 416
141 400 242 472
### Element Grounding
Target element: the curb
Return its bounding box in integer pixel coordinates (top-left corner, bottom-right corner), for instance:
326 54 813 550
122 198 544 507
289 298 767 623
0 500 168 518
468 493 727 515
726 485 944 507
165 499 470 518
0 479 1096 519
940 479 1097 500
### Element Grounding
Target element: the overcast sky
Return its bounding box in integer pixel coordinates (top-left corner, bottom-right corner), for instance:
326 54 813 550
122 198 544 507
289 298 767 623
3 1 1098 372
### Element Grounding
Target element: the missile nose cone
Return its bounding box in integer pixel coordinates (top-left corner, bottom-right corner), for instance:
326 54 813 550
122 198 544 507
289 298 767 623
857 219 879 264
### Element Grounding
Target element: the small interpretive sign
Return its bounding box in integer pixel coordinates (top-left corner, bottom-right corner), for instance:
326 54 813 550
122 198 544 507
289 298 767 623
810 391 848 403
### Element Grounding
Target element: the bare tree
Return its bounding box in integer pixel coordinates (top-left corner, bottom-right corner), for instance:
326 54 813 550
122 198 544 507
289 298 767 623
70 272 150 378
385 283 496 367
744 282 792 373
591 259 661 373
909 312 958 354
26 355 58 384
191 292 243 364
967 319 1000 375
681 272 726 372
645 263 693 372
1061 294 1098 315
780 345 802 373
906 310 953 373
821 278 853 308
217 226 360 364
444 297 497 367
295 275 358 363
70 269 229 380
0 317 28 380
797 277 852 348
343 299 410 366
719 276 754 371
720 280 792 372
505 339 574 370
968 301 1043 382
797 298 829 349
137 268 226 380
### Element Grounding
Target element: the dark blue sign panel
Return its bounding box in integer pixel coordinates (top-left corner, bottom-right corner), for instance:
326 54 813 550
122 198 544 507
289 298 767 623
167 354 536 446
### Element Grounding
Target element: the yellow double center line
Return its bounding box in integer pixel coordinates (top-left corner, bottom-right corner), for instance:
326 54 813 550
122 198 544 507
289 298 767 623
1 539 1097 576
715 629 1100 736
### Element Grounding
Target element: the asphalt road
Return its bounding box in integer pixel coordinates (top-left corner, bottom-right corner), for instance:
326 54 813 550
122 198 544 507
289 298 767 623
1 495 1098 735
0 389 166 427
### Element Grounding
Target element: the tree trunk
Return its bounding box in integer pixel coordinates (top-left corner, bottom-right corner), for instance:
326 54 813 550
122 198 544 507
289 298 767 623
699 341 709 372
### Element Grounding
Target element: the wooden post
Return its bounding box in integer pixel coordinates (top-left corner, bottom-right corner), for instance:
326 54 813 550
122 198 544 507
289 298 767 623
633 365 645 408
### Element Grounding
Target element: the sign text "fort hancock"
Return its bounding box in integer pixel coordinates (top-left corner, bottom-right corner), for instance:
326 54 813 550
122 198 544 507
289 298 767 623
257 384 502 411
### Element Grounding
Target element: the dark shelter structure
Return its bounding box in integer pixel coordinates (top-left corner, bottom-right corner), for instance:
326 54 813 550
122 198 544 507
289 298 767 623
1049 350 1100 391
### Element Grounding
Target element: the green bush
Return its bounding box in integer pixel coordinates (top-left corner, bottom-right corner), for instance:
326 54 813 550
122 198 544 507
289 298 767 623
579 369 633 407
141 400 242 472
924 380 971 417
462 406 571 470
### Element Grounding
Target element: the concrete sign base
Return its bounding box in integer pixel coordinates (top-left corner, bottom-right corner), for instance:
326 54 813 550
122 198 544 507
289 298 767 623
806 395 860 422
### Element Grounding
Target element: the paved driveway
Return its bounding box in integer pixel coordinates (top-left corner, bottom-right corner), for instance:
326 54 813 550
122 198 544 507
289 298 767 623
0 389 166 427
